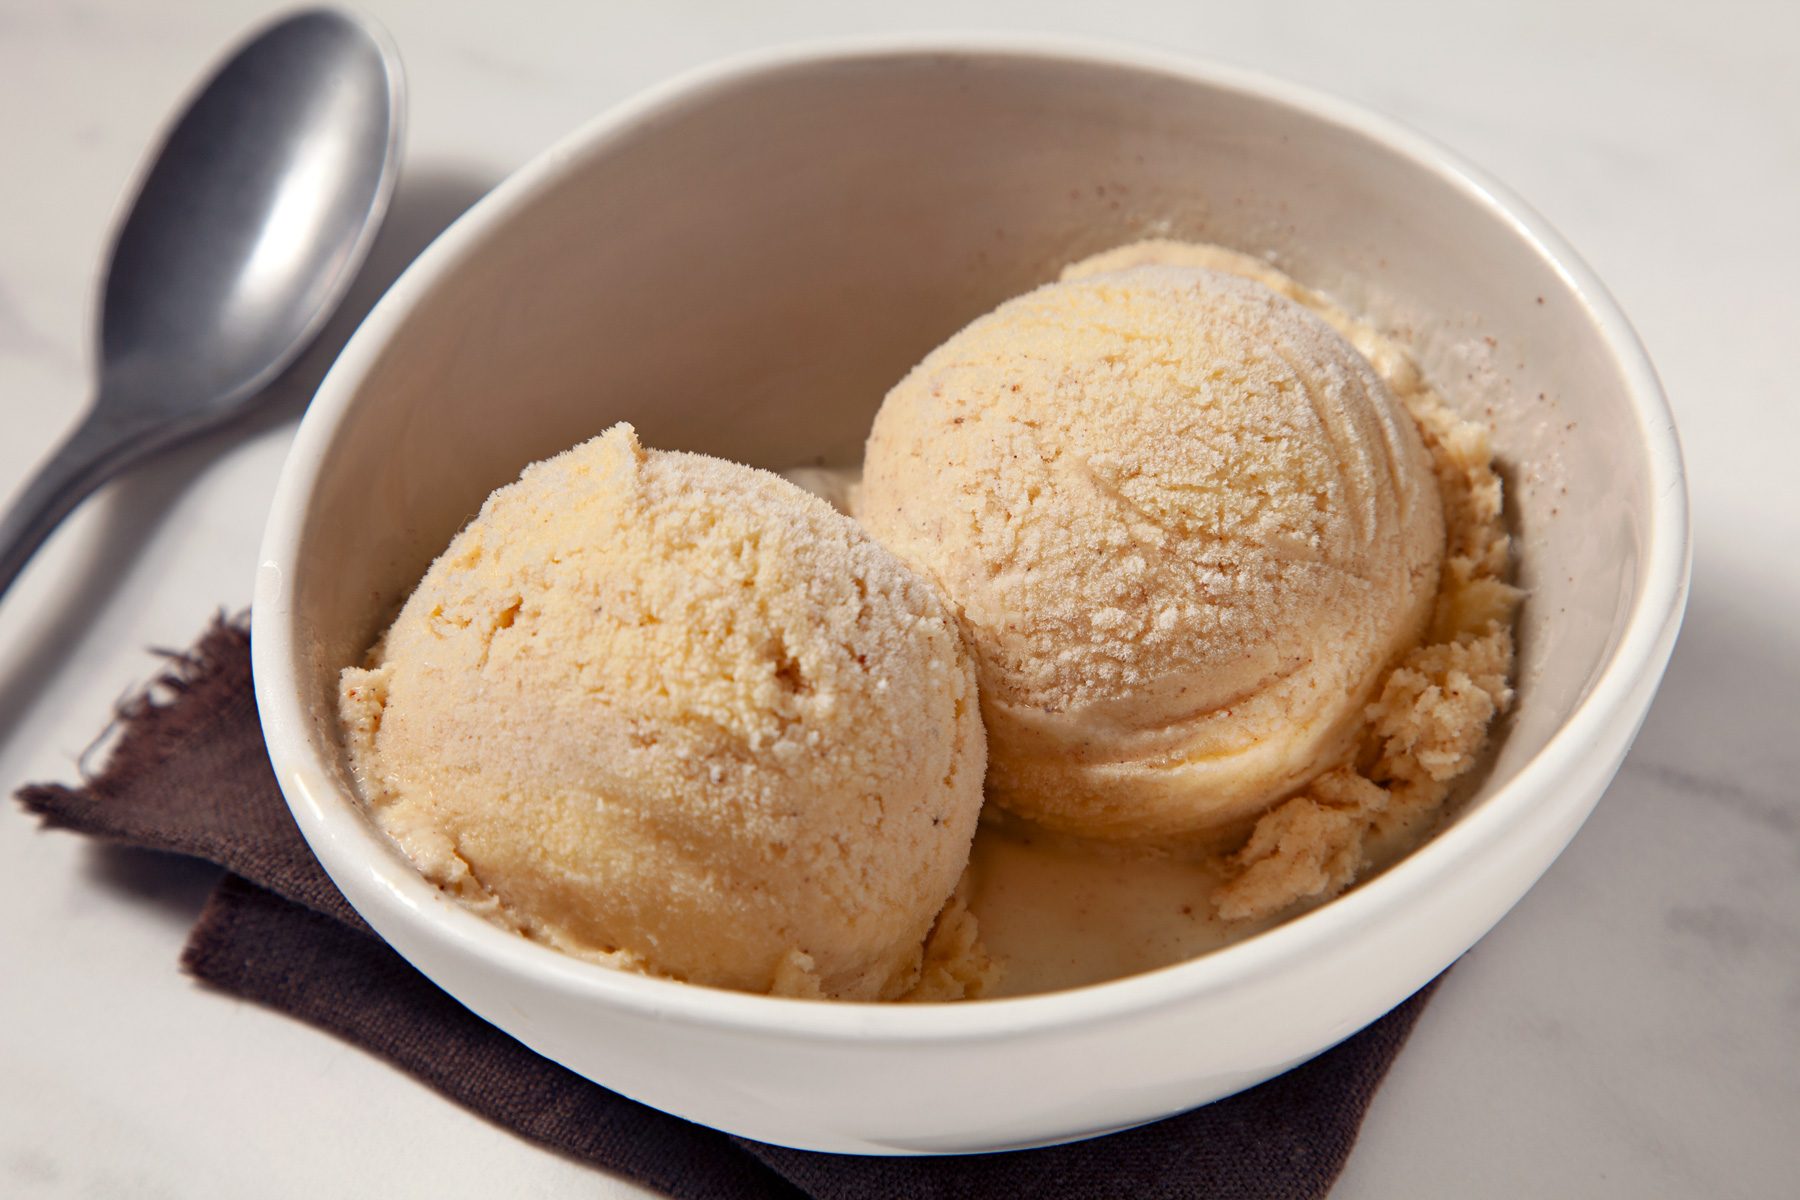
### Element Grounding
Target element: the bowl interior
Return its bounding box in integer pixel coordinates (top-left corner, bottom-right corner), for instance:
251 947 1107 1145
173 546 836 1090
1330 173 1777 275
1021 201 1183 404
283 49 1653 977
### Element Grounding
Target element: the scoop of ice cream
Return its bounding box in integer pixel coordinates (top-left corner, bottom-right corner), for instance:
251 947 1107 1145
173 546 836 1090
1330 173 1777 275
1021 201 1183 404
339 425 988 1000
860 266 1446 841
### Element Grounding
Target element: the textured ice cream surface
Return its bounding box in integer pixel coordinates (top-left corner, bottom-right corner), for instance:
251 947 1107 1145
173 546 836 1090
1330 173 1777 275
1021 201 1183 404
339 425 990 1001
861 262 1447 843
1058 243 1518 923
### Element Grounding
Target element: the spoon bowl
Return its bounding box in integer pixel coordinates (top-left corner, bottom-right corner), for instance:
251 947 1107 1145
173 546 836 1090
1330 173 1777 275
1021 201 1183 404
0 7 404 599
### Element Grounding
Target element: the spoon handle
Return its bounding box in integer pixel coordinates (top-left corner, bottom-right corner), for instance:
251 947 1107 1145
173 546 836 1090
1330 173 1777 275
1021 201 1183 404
0 405 179 602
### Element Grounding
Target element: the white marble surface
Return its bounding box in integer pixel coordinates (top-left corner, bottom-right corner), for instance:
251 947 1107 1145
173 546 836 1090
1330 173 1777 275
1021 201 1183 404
1 0 1794 1195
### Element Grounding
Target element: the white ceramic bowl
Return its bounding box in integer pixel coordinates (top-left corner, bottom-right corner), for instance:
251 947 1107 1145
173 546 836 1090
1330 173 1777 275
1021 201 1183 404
252 37 1688 1155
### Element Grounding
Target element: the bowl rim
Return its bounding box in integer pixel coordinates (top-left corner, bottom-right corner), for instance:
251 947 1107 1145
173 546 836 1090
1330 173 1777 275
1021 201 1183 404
254 31 1690 1044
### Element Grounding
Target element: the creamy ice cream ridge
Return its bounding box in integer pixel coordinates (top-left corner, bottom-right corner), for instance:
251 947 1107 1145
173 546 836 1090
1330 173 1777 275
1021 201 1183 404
861 239 1519 927
339 425 992 1001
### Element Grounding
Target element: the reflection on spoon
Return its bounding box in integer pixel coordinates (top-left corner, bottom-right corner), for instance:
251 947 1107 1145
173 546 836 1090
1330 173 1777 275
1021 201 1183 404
0 8 405 601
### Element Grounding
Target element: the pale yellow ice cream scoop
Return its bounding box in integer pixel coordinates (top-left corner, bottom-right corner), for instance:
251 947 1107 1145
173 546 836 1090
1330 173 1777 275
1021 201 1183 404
860 265 1445 841
339 425 988 1000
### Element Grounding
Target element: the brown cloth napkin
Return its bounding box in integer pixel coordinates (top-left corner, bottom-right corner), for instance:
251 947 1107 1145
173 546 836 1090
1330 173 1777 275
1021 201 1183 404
18 618 1441 1200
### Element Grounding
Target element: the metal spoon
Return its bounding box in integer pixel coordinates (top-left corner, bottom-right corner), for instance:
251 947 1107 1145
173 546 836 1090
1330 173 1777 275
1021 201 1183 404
0 8 404 600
